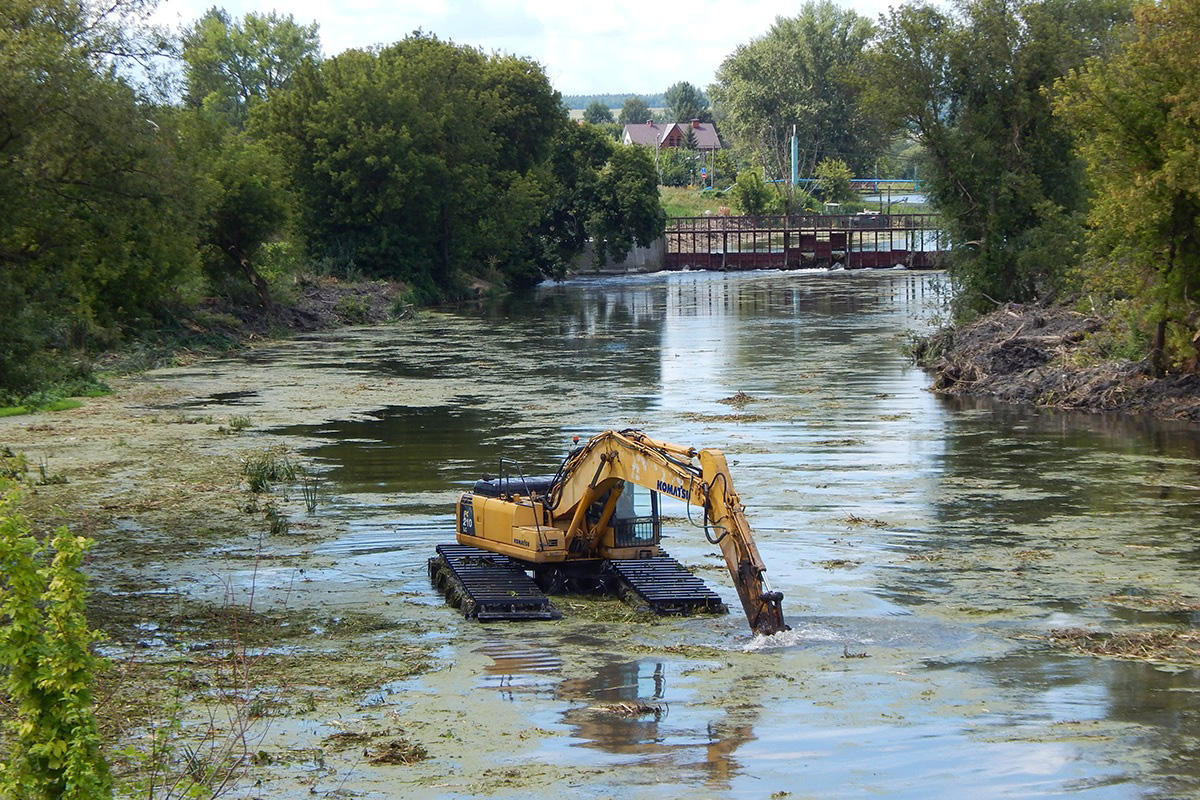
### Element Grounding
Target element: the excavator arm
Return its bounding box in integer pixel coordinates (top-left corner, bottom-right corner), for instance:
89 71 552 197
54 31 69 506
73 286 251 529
547 430 788 635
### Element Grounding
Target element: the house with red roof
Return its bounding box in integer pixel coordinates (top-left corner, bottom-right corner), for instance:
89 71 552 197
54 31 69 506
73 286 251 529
622 119 722 151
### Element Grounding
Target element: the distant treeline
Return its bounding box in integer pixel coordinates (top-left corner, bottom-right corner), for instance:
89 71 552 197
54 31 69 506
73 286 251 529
562 93 666 110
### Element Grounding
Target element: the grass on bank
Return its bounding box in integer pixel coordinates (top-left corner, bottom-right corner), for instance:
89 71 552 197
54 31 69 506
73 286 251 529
0 400 85 418
660 186 731 218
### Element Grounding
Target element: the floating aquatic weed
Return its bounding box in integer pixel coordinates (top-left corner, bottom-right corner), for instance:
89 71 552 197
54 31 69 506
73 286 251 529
718 391 757 407
682 412 767 423
1036 628 1200 666
843 513 888 527
369 738 428 765
592 702 668 719
1099 592 1200 612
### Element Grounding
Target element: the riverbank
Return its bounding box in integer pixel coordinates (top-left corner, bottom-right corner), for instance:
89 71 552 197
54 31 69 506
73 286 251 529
121 275 408 364
916 303 1200 422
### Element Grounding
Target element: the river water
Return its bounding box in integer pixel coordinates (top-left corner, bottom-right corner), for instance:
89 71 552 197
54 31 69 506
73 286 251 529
262 269 1199 798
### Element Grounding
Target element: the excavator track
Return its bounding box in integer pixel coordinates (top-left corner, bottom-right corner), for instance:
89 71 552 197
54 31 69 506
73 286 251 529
429 544 561 621
606 554 728 616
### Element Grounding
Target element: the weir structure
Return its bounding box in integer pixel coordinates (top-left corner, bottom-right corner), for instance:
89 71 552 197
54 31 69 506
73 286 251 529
665 213 946 271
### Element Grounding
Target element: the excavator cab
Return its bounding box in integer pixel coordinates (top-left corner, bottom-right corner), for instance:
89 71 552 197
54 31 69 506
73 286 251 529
602 482 661 553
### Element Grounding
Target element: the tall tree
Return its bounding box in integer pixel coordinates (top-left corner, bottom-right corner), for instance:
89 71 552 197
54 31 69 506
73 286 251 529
530 125 665 279
583 100 614 124
664 81 710 122
589 144 666 267
1054 0 1200 368
265 34 565 296
184 109 292 307
864 0 1132 313
181 7 320 128
618 95 653 125
710 0 886 202
0 0 199 400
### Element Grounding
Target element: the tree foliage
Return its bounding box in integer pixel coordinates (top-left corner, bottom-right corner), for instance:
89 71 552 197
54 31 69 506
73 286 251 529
618 95 654 125
814 158 856 204
664 81 710 122
1054 0 1200 362
710 0 886 198
0 4 667 399
731 170 775 216
588 144 665 267
181 7 320 128
0 0 200 401
531 125 664 277
265 36 552 294
521 125 665 278
864 0 1132 314
265 34 663 296
582 100 614 124
0 486 111 799
182 110 292 306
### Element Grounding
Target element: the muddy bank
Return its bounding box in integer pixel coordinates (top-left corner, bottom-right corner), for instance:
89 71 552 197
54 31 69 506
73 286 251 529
917 303 1200 422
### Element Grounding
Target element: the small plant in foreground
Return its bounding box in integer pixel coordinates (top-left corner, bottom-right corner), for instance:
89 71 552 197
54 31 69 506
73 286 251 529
300 470 319 513
240 448 296 494
37 457 68 485
1 447 29 481
0 484 112 798
265 504 290 536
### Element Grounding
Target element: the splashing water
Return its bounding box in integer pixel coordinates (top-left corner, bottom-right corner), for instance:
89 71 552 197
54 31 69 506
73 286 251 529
743 624 844 652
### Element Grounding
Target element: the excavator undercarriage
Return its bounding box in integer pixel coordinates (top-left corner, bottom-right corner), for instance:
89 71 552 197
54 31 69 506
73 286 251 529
429 544 727 622
428 429 787 635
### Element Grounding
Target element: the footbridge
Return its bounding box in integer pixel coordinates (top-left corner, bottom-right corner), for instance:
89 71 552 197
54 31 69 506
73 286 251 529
665 213 946 271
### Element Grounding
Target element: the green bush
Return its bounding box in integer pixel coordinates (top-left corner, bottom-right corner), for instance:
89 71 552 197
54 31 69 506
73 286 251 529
0 485 112 798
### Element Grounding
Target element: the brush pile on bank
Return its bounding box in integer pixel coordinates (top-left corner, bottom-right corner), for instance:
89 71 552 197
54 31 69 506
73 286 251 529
916 304 1200 422
214 275 407 337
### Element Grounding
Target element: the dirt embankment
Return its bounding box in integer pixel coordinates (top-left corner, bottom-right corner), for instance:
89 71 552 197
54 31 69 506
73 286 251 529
210 275 407 336
916 304 1200 422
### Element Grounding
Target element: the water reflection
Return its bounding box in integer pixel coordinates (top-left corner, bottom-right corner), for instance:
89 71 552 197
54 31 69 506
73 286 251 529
476 635 754 790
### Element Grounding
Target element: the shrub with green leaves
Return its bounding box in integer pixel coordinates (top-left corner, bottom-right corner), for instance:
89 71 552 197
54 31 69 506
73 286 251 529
0 485 111 799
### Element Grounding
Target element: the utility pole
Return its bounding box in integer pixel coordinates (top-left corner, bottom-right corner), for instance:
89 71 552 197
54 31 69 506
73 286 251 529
655 126 661 184
790 125 798 187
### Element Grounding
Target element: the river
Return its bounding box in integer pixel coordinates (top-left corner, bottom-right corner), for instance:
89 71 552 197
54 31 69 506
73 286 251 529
164 269 1200 797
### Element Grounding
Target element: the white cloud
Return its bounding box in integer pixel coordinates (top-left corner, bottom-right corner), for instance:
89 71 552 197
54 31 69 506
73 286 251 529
152 0 903 94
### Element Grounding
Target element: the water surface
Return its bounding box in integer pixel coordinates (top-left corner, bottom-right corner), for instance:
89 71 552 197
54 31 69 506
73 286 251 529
266 269 1200 798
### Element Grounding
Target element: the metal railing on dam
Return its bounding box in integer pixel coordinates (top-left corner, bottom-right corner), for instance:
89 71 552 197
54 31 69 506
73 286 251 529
665 213 947 271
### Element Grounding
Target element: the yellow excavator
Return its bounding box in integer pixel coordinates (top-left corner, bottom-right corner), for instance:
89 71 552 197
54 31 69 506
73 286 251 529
428 429 787 635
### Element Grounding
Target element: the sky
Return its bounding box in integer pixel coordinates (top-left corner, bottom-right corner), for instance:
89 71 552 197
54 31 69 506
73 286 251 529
150 0 903 96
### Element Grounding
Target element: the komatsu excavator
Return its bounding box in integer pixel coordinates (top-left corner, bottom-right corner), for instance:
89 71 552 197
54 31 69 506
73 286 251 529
428 429 787 635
